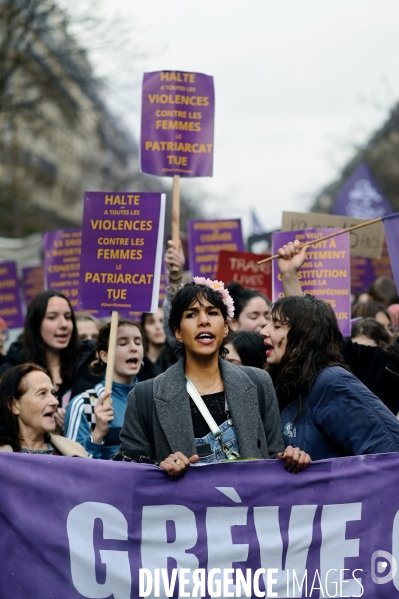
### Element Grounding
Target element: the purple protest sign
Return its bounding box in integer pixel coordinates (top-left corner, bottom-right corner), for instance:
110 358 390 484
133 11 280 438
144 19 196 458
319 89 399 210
126 272 167 323
0 261 24 328
78 192 165 313
272 229 351 336
382 212 399 295
2 452 399 598
140 71 215 177
350 239 394 297
43 229 82 309
188 219 244 279
333 162 393 219
21 265 44 307
350 256 375 296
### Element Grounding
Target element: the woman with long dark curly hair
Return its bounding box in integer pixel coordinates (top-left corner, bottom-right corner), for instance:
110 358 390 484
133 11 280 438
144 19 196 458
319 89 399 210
276 239 399 415
261 294 399 460
0 291 101 423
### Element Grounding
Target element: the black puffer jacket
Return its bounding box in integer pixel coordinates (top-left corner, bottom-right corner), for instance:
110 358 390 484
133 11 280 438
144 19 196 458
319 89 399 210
0 339 101 402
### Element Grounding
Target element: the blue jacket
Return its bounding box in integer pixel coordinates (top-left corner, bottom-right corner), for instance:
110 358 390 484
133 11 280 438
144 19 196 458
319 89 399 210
281 366 399 461
65 379 136 459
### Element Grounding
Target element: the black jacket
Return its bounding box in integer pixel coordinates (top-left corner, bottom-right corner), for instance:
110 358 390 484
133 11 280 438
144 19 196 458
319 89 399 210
342 338 399 415
0 339 101 402
137 346 177 382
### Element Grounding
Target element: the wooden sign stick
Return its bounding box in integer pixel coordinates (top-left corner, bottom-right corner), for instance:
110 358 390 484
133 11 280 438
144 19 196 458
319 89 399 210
104 310 119 403
172 175 180 245
257 216 383 265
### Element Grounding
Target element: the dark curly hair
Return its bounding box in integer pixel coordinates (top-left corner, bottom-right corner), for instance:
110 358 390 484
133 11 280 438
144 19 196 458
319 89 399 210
0 363 47 451
23 291 80 386
169 282 229 357
266 295 348 412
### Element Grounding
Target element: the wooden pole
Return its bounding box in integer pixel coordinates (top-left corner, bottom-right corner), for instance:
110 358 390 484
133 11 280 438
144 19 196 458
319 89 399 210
103 310 119 403
172 175 180 245
256 217 383 265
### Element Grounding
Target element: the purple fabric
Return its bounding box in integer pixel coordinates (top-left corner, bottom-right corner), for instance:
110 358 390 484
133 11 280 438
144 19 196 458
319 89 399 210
350 240 393 296
21 265 44 307
0 261 24 328
188 219 244 278
272 228 351 336
77 192 165 314
140 71 215 177
250 209 265 235
1 452 399 598
333 162 393 218
383 212 399 296
42 229 82 310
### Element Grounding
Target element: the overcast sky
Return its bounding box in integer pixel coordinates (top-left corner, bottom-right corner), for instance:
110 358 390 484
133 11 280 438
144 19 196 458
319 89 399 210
95 0 399 235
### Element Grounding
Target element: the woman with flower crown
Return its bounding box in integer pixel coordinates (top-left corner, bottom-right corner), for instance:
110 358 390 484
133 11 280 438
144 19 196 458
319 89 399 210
115 275 310 477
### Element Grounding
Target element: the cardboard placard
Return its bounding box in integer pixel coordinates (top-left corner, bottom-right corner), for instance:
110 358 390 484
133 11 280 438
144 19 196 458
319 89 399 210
282 211 384 259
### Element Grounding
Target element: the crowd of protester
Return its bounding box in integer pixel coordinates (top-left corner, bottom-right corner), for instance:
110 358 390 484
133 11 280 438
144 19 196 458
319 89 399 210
1 238 399 480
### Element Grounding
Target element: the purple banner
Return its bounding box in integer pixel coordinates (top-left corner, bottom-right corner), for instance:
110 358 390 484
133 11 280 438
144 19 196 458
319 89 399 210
188 219 244 279
2 452 399 598
0 261 24 328
333 162 393 219
350 240 394 297
21 265 44 307
272 229 351 336
78 192 165 313
43 229 82 309
140 71 215 177
383 212 399 296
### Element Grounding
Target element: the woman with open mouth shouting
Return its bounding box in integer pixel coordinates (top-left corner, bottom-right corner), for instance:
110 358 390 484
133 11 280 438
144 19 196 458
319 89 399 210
0 291 102 431
64 319 144 459
261 294 399 461
114 278 310 477
0 363 87 457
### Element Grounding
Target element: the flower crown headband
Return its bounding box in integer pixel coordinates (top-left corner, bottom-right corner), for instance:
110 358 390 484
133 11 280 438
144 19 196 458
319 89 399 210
192 277 235 320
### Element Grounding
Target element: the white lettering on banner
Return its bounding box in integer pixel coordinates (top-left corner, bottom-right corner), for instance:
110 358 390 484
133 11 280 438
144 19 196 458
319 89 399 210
320 503 362 596
254 504 318 597
66 502 131 599
206 506 249 596
141 505 199 599
66 499 369 597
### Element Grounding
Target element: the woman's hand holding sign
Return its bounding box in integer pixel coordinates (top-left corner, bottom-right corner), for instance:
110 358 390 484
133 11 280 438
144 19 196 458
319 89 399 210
165 239 185 284
91 391 113 444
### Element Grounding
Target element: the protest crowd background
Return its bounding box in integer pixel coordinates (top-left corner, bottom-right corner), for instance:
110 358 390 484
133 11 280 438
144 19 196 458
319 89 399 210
2 1 399 597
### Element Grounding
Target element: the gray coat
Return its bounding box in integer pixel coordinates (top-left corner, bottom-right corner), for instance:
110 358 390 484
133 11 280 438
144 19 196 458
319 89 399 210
119 357 284 463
